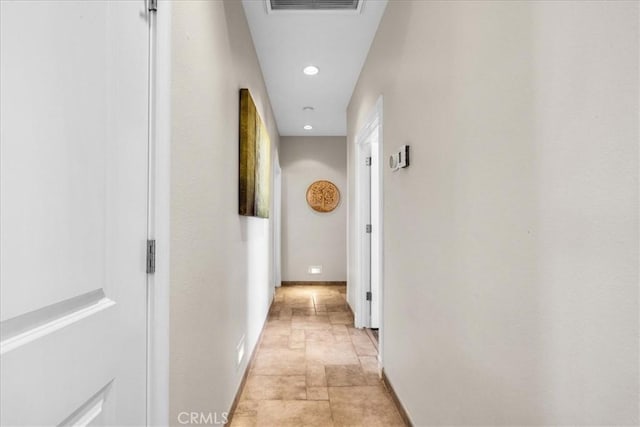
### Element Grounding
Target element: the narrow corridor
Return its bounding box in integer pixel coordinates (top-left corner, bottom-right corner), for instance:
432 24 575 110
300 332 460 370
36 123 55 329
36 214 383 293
229 285 405 426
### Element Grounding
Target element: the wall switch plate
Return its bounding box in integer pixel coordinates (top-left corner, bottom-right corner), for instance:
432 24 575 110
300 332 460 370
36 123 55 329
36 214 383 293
398 145 410 168
390 145 410 171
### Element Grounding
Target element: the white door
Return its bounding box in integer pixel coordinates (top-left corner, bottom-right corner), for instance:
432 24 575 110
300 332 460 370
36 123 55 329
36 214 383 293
357 109 382 331
1 1 150 425
368 129 381 330
359 142 372 328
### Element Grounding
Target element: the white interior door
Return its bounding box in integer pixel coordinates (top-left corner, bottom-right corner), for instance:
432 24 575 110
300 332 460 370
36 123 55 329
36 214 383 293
356 108 382 331
368 129 380 330
1 1 150 425
359 142 372 328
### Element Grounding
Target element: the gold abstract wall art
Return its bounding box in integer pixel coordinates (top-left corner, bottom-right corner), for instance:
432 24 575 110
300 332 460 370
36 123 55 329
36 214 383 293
239 89 271 218
306 180 340 213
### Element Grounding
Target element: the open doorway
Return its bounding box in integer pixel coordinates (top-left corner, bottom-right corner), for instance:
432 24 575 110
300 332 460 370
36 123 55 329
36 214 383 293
273 155 282 289
355 97 383 351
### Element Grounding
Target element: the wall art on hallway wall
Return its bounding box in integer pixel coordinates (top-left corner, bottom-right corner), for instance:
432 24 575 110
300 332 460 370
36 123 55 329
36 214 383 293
306 180 341 213
239 88 271 218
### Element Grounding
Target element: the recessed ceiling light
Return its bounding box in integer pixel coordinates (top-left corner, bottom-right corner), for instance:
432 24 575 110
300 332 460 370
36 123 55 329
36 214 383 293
303 125 313 130
303 65 319 76
303 106 315 111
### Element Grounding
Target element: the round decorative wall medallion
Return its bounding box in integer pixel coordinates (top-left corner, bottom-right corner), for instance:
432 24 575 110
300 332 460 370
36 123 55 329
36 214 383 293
306 180 340 213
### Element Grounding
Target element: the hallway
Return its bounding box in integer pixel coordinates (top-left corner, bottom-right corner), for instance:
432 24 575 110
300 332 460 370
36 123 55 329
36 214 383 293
229 285 405 426
1 0 638 425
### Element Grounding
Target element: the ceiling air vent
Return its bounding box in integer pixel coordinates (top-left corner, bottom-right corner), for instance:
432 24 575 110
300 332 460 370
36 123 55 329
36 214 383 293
269 0 360 11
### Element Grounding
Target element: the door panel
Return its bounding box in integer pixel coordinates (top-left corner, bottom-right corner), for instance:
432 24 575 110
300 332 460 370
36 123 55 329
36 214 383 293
369 130 380 330
359 143 372 327
1 1 149 425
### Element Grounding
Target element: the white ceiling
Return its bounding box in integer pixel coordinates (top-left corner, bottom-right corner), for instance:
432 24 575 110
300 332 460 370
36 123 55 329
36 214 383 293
242 0 388 136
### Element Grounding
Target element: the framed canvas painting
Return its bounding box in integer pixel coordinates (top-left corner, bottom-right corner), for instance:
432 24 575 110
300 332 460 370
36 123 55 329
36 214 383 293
239 88 271 218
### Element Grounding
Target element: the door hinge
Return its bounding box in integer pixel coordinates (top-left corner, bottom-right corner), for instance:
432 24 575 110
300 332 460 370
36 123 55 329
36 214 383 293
365 157 372 166
149 0 157 12
147 239 156 274
366 224 372 233
366 291 372 301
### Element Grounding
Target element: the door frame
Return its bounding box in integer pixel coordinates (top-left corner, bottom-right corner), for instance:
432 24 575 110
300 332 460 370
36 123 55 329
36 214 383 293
355 140 372 329
148 1 171 425
273 154 282 288
354 96 383 344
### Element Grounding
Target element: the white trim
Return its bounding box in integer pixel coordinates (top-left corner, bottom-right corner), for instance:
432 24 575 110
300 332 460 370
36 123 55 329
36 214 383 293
59 381 114 427
354 95 386 366
375 96 384 365
71 397 106 427
371 98 383 332
355 140 372 329
146 5 157 424
353 96 383 337
0 298 115 355
148 1 171 426
273 156 282 288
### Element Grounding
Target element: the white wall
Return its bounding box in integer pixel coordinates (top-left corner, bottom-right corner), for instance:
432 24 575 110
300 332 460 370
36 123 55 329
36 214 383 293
280 136 347 282
170 0 279 423
348 1 638 425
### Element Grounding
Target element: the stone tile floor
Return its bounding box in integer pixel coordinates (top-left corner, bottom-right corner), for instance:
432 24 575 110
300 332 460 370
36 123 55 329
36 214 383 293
229 285 405 426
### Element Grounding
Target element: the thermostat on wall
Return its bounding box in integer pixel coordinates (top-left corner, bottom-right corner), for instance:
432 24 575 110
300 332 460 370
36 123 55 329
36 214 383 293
389 145 410 171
